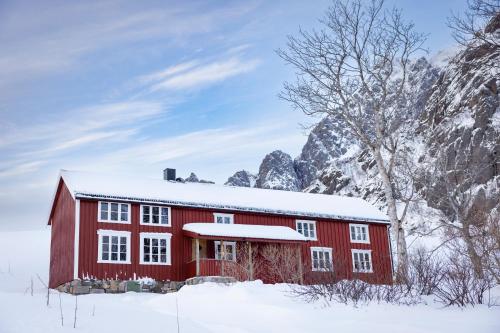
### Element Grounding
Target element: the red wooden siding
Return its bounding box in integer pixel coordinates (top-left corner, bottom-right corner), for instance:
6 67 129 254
74 200 392 284
49 180 75 288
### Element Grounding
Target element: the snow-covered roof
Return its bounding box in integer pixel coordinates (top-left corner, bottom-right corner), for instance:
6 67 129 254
183 223 308 242
59 170 389 223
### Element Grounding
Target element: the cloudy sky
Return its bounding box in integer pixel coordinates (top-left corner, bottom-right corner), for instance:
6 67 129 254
0 0 466 230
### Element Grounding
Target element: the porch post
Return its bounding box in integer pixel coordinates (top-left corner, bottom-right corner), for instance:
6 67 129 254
297 244 303 285
221 240 225 276
195 238 200 276
247 241 253 281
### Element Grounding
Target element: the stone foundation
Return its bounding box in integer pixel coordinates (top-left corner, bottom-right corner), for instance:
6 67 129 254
185 276 237 285
57 279 185 295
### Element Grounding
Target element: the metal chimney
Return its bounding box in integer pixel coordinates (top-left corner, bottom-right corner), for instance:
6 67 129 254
163 168 176 181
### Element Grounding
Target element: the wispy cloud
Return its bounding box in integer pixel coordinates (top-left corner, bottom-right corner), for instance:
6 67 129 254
138 57 260 92
0 101 166 176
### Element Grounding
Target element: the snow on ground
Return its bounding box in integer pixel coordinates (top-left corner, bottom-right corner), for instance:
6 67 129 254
1 229 499 333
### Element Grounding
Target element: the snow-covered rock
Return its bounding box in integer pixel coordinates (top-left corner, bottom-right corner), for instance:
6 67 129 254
255 150 301 191
225 170 257 187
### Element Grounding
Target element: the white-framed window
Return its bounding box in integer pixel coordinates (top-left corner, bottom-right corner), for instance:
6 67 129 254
214 241 236 261
349 223 370 244
97 230 131 264
311 247 333 271
140 205 171 226
296 220 317 240
98 201 131 224
214 213 234 224
352 249 373 273
140 232 172 265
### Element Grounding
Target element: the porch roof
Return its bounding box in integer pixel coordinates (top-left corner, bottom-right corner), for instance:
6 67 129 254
183 223 308 243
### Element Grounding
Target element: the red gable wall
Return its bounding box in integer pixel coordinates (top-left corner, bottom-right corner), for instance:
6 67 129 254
48 180 75 288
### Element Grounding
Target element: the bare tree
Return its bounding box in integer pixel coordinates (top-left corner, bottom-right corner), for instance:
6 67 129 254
447 0 500 47
278 0 426 275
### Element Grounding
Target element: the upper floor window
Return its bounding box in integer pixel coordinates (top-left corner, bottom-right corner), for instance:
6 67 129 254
141 205 171 226
98 201 130 224
215 241 236 261
311 247 333 271
296 220 317 240
349 223 370 244
352 249 373 273
214 213 234 224
140 232 172 265
97 229 131 264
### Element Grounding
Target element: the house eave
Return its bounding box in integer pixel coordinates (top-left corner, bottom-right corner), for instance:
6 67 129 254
74 192 391 225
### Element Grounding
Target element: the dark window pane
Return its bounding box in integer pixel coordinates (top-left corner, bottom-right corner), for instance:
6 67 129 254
111 244 118 252
160 246 167 254
160 239 166 247
102 252 109 260
100 211 107 220
161 215 168 224
120 237 127 245
111 253 117 261
110 212 118 220
144 245 150 254
121 204 128 212
160 254 167 263
152 254 158 262
102 236 109 244
120 244 126 252
119 253 126 261
111 236 118 244
120 212 127 221
102 244 108 253
216 216 223 223
144 238 150 246
152 239 158 246
152 215 159 224
152 246 158 254
144 254 150 262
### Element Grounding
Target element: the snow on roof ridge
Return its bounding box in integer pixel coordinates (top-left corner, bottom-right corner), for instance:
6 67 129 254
60 169 389 223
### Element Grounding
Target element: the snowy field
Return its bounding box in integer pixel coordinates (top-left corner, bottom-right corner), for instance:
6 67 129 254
0 229 499 333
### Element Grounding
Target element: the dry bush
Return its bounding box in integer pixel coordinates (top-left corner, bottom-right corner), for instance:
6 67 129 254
260 244 304 284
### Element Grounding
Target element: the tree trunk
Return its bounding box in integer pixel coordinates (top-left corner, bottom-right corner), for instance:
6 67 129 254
373 147 408 278
462 224 484 278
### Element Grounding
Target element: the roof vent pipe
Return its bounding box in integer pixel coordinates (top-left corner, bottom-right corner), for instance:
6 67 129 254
163 168 176 181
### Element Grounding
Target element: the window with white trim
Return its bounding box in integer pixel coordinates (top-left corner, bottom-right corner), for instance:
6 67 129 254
349 224 370 244
311 247 333 271
352 249 373 273
97 230 131 264
140 233 172 265
214 241 236 261
296 220 317 240
98 201 130 224
214 213 234 224
141 205 171 226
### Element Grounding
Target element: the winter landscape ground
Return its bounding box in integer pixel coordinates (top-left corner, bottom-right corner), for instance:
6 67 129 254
0 229 498 333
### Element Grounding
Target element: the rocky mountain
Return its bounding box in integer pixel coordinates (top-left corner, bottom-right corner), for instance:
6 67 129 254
225 170 256 187
178 172 215 184
254 150 301 191
224 24 499 223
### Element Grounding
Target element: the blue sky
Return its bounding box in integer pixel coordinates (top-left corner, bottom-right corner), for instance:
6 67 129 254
0 0 467 230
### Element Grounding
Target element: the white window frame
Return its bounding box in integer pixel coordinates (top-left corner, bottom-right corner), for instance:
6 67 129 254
349 223 370 244
139 232 172 265
352 249 373 273
97 229 131 264
214 241 236 261
296 220 317 240
140 205 172 227
98 201 131 224
213 213 234 224
310 247 333 272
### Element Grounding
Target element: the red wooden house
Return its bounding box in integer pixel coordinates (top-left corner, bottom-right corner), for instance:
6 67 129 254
48 169 393 289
